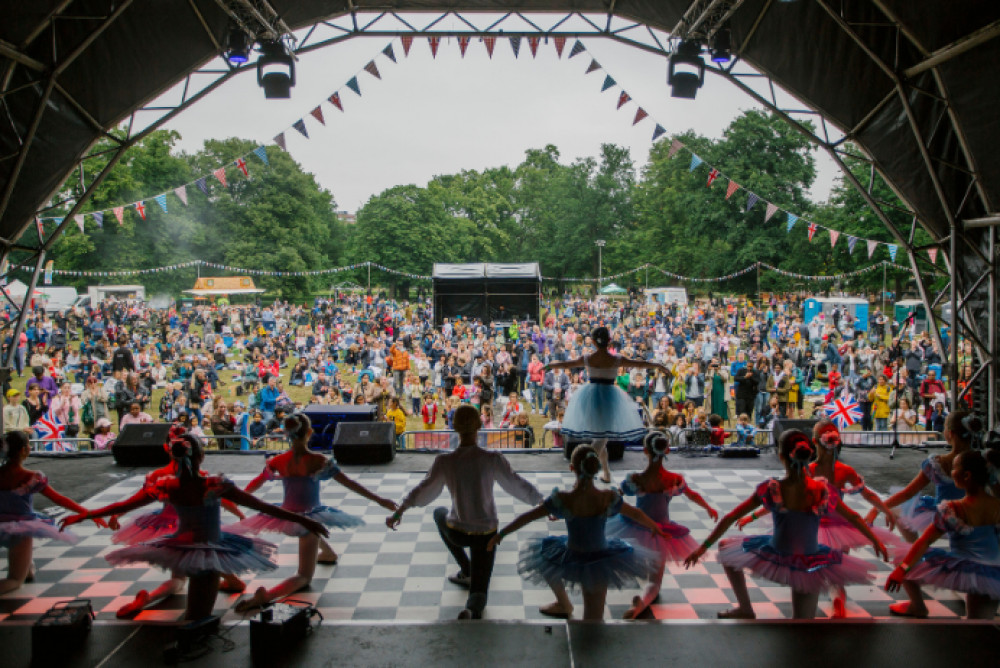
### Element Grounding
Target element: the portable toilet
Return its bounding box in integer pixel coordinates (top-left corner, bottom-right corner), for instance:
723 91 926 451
894 299 928 333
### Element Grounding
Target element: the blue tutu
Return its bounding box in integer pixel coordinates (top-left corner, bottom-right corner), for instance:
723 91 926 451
0 471 79 546
561 382 646 441
606 473 698 563
895 494 938 534
896 456 963 535
230 505 363 537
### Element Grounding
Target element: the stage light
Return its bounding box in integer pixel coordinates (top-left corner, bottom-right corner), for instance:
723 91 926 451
257 40 295 99
226 27 251 65
711 28 732 63
668 40 705 99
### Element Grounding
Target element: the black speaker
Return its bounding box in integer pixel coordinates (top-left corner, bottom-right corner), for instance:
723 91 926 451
112 423 173 466
303 404 378 451
332 422 396 465
772 419 819 448
564 439 626 461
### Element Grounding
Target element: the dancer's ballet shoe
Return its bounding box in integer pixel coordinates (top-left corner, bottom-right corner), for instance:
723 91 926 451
317 551 339 565
831 597 847 619
117 590 151 619
623 596 647 620
600 475 612 484
234 587 270 614
888 602 928 618
717 607 756 620
539 603 573 619
25 561 36 583
219 575 246 593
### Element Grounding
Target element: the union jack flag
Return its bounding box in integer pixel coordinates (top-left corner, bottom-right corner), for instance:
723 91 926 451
34 412 75 451
823 395 862 430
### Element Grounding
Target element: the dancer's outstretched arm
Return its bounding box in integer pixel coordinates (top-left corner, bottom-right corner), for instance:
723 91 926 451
487 505 549 551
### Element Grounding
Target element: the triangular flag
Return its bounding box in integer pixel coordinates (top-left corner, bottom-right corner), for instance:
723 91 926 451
764 202 779 222
154 193 168 213
847 236 859 254
668 139 683 159
706 169 720 187
328 92 343 112
554 37 566 57
213 167 227 188
346 76 361 96
458 36 470 57
273 133 287 151
867 239 878 258
401 36 413 56
292 119 308 139
586 59 601 74
632 108 648 125
428 36 440 58
382 43 396 63
725 180 739 200
829 229 840 248
235 157 249 177
569 40 585 58
195 177 209 195
808 222 818 241
35 216 43 236
617 91 631 109
528 36 540 57
509 36 521 58
928 247 938 264
74 214 85 232
113 207 124 225
746 193 760 212
601 75 616 92
887 244 898 262
786 212 798 232
484 36 496 58
310 106 325 125
174 185 188 204
652 124 666 141
135 201 146 220
92 211 104 228
689 154 703 171
252 146 269 165
364 61 380 80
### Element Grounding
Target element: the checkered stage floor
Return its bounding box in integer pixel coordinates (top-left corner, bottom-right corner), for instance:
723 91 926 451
0 470 970 623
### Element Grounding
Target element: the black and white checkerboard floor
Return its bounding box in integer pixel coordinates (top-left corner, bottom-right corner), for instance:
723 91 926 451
0 469 968 623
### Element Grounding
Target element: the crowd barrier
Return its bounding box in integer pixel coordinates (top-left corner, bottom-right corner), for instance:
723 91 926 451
398 428 537 452
668 427 944 453
29 437 96 453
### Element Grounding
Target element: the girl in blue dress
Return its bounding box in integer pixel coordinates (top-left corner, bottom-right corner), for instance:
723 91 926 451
547 326 669 484
61 434 328 621
685 429 888 619
232 413 396 612
0 432 105 595
886 450 1000 619
871 412 980 541
489 445 664 620
606 431 719 619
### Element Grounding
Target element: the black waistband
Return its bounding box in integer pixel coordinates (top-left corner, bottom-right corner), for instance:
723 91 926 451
589 377 615 385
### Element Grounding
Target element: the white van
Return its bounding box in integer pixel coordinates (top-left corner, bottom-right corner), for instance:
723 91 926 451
40 286 79 313
645 286 689 308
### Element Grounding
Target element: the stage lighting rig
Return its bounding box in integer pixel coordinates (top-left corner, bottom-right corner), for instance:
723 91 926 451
668 40 705 99
257 39 295 99
711 27 732 63
226 26 252 65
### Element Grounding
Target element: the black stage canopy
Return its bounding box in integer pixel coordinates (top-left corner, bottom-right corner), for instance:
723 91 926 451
433 262 541 327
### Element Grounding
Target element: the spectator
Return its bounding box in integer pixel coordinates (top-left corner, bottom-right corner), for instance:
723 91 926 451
3 389 31 435
119 402 153 430
49 383 82 437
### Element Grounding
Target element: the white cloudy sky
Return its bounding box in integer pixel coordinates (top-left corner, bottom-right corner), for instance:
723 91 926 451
161 34 841 213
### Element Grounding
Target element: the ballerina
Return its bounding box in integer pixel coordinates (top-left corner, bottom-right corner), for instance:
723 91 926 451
686 429 888 620
490 445 664 621
0 431 106 595
61 434 328 620
546 326 668 484
232 413 396 613
606 431 718 619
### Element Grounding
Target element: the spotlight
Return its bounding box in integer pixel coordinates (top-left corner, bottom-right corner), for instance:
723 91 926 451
668 40 705 99
711 28 732 63
226 27 251 65
257 39 295 99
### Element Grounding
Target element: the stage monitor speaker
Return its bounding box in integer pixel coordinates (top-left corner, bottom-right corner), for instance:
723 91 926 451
564 439 626 462
332 422 396 465
303 404 378 450
772 419 819 448
112 423 173 466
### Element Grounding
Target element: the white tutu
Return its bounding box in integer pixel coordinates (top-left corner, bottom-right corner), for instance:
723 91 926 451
561 382 646 441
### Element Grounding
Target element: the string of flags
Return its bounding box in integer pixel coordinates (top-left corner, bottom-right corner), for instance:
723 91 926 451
543 259 903 283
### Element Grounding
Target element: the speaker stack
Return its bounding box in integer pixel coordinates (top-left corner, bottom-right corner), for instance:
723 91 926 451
332 422 396 465
772 418 820 448
302 404 378 451
112 423 173 466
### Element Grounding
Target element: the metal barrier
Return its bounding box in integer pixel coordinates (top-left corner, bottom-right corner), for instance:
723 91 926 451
670 427 943 451
29 437 96 452
398 428 537 452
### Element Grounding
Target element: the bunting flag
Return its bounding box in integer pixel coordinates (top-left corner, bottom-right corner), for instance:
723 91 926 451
328 92 343 112
764 202 779 222
174 185 188 204
652 124 666 141
253 146 269 165
887 244 898 262
617 91 630 109
484 36 496 58
601 75 616 92
428 36 440 58
35 216 44 236
213 167 228 188
569 40 585 58
808 222 818 241
273 133 287 151
382 43 397 63
528 36 540 57
401 36 413 56
586 59 602 75
689 154 703 171
668 139 683 159
92 211 104 228
928 247 938 264
632 108 648 125
43 260 53 286
509 36 520 58
364 60 380 79
346 76 361 96
706 169 720 187
847 236 859 254
787 213 798 232
235 157 249 177
154 194 168 213
292 119 308 138
867 239 878 258
725 180 739 200
458 36 470 57
746 193 760 213
113 207 124 225
135 201 146 220
74 214 85 232
195 177 209 195
829 229 840 248
310 106 325 125
554 36 566 57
